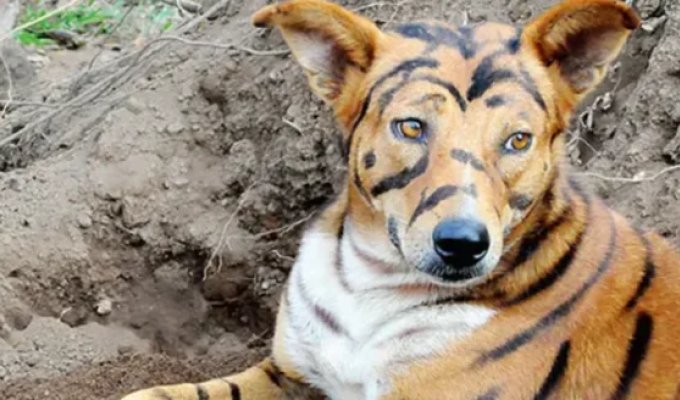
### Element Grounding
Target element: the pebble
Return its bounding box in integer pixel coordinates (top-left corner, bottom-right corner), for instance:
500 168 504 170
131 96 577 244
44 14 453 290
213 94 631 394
60 307 88 327
95 299 113 316
166 122 184 135
76 213 92 229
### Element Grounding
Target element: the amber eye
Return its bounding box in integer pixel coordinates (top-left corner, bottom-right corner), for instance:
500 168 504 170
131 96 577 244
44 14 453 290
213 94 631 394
504 131 533 153
392 119 426 140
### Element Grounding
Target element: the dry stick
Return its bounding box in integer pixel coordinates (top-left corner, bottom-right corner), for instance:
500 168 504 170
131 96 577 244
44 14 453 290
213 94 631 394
158 35 289 56
0 0 233 147
579 165 680 183
204 182 261 280
0 100 57 109
0 52 12 119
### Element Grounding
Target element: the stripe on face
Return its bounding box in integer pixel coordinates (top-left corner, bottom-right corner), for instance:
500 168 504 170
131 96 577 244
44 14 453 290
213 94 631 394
467 51 515 102
371 152 429 196
534 341 571 400
485 95 507 108
379 75 467 115
409 184 477 226
392 22 477 58
466 51 547 111
363 151 377 169
450 148 485 171
611 312 654 400
477 209 617 365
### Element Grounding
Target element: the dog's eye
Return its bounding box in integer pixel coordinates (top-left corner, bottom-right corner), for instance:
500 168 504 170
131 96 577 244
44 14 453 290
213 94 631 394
503 131 533 153
392 119 425 140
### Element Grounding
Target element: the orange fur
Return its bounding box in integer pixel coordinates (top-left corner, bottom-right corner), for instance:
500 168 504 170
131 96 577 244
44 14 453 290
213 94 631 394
121 1 680 400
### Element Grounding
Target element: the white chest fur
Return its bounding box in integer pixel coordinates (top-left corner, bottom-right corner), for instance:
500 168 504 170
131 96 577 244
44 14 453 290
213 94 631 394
281 227 496 400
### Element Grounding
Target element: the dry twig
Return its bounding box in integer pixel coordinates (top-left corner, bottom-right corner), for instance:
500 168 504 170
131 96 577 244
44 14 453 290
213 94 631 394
203 182 260 280
0 52 12 119
579 165 680 183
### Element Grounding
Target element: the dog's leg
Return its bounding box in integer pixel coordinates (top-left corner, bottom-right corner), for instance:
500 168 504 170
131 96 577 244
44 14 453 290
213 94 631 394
121 357 308 400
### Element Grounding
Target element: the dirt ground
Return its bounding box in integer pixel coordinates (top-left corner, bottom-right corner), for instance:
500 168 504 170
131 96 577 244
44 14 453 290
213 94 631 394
0 0 678 399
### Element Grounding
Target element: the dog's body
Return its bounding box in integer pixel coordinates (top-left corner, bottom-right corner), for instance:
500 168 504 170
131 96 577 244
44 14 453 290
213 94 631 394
123 1 680 399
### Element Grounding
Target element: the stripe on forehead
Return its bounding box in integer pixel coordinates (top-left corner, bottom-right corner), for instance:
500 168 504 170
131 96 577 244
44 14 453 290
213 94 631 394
392 22 477 58
467 50 547 111
379 74 467 115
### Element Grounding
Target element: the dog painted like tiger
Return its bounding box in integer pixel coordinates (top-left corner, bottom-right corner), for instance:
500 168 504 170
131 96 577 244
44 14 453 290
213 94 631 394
122 0 680 399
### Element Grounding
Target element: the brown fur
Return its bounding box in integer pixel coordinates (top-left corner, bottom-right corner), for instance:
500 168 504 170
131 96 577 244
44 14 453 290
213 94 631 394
121 1 680 399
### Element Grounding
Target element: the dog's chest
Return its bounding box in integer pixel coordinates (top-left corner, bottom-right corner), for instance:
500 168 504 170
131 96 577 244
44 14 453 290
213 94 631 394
282 234 495 399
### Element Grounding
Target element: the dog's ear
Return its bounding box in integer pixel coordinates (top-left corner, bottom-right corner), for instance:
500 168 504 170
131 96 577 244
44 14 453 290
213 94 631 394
523 0 639 105
252 0 382 108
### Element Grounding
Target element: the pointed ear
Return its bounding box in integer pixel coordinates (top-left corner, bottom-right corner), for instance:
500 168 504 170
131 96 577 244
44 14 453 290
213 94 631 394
523 0 639 102
252 0 382 106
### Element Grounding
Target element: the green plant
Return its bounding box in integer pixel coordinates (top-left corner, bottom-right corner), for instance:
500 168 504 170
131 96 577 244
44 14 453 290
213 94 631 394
15 1 182 47
15 1 116 46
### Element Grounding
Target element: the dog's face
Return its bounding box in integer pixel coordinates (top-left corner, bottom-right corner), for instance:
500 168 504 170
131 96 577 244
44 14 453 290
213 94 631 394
254 0 639 286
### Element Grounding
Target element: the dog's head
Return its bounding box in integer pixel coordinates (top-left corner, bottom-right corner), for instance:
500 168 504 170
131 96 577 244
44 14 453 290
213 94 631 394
253 0 638 286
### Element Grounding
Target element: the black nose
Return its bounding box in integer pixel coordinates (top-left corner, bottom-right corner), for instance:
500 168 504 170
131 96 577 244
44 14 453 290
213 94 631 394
432 218 490 268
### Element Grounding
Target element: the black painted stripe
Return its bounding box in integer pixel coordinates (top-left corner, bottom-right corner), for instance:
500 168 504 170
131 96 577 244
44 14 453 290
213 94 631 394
509 193 533 211
450 148 485 171
227 381 241 400
611 313 654 400
296 270 348 335
418 75 467 111
534 341 571 400
478 209 616 364
259 362 283 387
409 184 476 226
502 223 585 307
485 95 507 108
354 171 373 205
371 152 429 196
393 22 477 58
467 52 515 102
624 235 655 311
363 151 376 169
510 189 578 270
476 387 500 400
518 66 547 111
196 384 210 400
388 215 403 253
506 27 522 54
379 75 466 115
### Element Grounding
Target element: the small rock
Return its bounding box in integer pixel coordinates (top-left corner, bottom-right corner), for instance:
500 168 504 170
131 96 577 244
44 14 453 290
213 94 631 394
60 306 88 327
6 178 20 192
5 306 32 331
95 299 113 316
76 213 92 229
125 97 145 115
165 122 184 135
